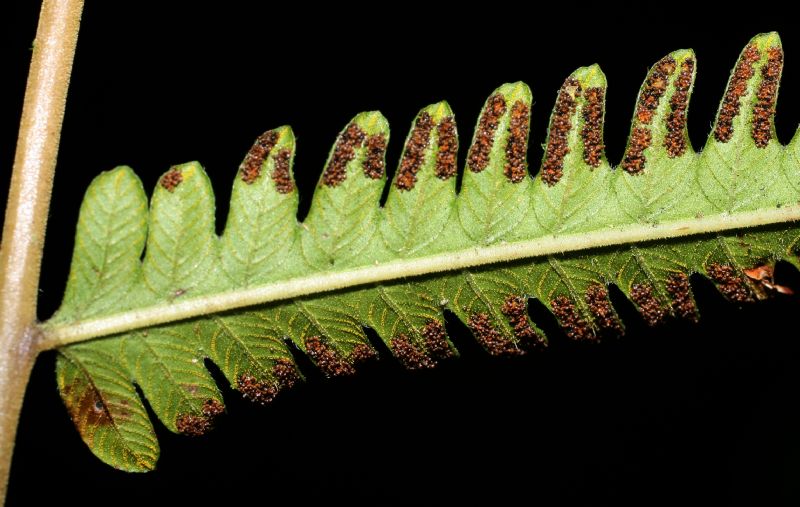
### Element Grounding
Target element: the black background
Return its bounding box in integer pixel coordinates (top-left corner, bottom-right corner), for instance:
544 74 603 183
3 3 800 505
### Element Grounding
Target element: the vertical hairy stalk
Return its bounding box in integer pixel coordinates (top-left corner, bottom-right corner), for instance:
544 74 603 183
0 0 84 501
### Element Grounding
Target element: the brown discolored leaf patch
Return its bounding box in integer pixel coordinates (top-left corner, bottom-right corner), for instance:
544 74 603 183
468 94 507 173
550 296 594 341
585 284 623 336
241 130 279 184
542 77 580 186
396 112 433 190
435 116 458 180
304 336 355 377
630 284 667 326
637 56 676 124
160 167 183 192
581 87 605 168
665 273 698 321
752 47 783 148
664 58 694 157
707 263 752 302
390 334 436 370
504 101 530 183
363 134 387 179
322 123 366 187
467 313 523 356
622 127 652 175
421 320 455 360
62 380 114 436
271 149 294 194
714 44 760 143
744 264 794 295
176 399 224 437
501 296 546 348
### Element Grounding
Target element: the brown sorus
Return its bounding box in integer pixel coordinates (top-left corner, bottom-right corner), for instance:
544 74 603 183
396 112 434 190
630 284 667 326
160 167 183 192
273 358 301 390
707 263 752 302
636 56 676 124
585 284 623 336
550 296 594 341
271 149 294 194
504 101 530 183
542 77 580 186
238 373 279 405
390 334 436 370
665 272 698 321
501 296 545 348
435 116 458 180
348 343 378 364
304 336 355 377
581 87 605 168
752 47 783 148
664 58 694 158
714 44 760 143
622 127 652 175
421 320 454 359
468 94 507 173
363 134 387 179
322 123 366 187
467 313 523 356
176 399 224 437
241 130 280 184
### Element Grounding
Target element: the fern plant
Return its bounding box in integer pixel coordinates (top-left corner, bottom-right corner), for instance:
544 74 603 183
2 2 799 503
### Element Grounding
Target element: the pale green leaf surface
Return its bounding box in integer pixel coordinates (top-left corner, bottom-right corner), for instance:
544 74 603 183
46 33 800 470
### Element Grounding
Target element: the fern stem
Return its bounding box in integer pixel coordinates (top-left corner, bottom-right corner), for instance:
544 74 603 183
0 0 84 501
40 203 800 349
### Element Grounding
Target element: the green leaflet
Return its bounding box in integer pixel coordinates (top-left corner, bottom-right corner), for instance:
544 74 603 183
45 33 800 471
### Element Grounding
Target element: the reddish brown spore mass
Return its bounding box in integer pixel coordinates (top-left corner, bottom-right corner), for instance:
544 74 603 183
752 47 783 148
468 94 507 173
630 284 666 326
390 334 436 370
273 358 300 390
160 167 183 192
396 112 434 190
238 374 279 405
707 263 751 302
304 336 355 377
585 284 623 336
622 127 652 175
176 399 224 437
348 343 378 365
241 130 279 184
714 44 760 143
271 149 294 194
435 117 458 180
322 123 366 187
664 58 694 157
421 320 454 359
665 273 697 321
550 296 594 342
501 296 545 348
581 87 605 168
363 134 387 179
637 56 676 124
504 101 531 183
542 78 580 186
467 313 523 356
